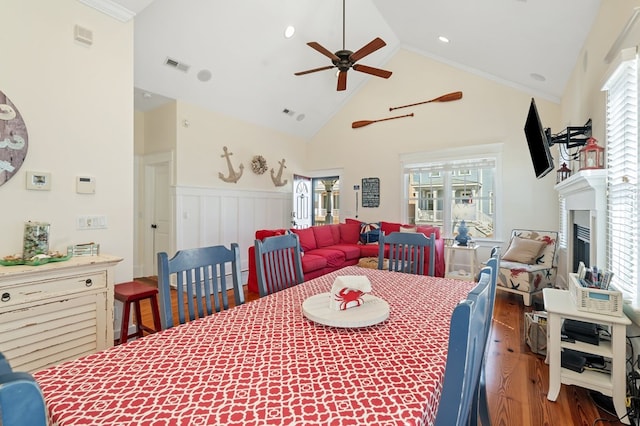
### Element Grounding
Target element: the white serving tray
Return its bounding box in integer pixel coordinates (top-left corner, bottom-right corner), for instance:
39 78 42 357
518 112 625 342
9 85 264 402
302 293 390 328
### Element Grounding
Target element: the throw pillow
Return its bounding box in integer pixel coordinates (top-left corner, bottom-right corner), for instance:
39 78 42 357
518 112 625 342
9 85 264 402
255 229 286 241
417 225 441 239
380 221 401 236
290 228 317 252
399 225 417 233
502 236 546 264
360 222 380 244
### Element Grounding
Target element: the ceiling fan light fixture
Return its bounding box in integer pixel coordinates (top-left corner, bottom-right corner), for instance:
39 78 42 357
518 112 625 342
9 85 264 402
284 25 295 39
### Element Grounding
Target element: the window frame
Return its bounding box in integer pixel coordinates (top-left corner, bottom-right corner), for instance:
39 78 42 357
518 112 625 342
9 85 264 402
602 47 640 303
400 144 503 241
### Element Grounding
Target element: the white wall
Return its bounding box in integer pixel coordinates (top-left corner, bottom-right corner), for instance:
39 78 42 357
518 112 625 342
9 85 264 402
134 100 307 274
1 0 134 283
307 48 563 244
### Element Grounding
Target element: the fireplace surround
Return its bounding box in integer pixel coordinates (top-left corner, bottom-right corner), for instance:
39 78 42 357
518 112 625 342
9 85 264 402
554 169 606 288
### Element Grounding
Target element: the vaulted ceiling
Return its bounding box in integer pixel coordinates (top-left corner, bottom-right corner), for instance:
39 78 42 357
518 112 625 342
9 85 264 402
102 0 602 139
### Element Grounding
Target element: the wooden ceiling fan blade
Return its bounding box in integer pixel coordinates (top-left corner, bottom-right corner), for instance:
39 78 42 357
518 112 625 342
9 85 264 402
337 70 348 91
307 42 339 61
294 65 335 76
352 64 392 79
349 37 386 62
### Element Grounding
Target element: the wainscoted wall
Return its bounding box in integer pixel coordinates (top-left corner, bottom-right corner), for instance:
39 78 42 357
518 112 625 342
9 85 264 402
174 186 292 277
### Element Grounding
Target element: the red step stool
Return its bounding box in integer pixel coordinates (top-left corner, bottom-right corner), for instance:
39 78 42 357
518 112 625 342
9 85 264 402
114 281 162 345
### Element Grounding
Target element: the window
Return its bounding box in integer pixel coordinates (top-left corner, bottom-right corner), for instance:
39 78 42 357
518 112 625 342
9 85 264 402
603 47 640 302
403 149 499 240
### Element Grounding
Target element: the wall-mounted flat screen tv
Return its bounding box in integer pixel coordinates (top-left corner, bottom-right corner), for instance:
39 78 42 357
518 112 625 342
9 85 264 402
524 98 554 179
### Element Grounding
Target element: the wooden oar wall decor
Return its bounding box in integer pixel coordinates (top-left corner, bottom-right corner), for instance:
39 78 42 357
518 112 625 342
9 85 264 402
351 113 413 129
351 91 463 129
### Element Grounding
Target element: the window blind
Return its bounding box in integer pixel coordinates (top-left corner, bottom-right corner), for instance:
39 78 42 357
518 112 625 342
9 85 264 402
558 196 567 249
603 50 639 301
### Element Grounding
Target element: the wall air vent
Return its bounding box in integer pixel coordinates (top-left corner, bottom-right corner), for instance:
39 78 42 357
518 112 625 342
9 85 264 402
164 57 190 73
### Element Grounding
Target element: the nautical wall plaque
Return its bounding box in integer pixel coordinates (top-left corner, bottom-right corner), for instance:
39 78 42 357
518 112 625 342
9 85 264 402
361 177 380 208
0 90 28 187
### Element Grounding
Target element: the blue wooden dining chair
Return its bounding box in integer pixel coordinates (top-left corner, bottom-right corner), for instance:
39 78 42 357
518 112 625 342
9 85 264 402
377 231 436 276
157 243 245 329
434 249 498 426
471 247 500 426
0 353 47 426
255 233 304 297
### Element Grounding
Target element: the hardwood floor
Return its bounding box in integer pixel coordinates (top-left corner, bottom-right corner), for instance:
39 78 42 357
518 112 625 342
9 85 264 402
133 277 625 425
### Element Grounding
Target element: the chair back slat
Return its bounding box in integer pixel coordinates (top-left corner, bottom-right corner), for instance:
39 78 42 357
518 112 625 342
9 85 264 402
157 244 245 329
378 231 436 276
255 233 304 297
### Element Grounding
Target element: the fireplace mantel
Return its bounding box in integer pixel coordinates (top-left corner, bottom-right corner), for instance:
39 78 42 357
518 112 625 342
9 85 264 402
555 169 607 282
555 169 606 208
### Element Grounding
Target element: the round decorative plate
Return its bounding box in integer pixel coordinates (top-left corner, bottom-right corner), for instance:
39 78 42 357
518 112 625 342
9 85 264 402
302 293 390 328
0 90 28 187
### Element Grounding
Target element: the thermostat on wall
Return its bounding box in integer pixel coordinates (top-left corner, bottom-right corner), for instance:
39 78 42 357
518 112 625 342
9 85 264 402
76 176 95 194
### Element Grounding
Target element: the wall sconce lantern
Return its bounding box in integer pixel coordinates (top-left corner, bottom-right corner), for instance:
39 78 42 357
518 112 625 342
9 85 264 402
579 137 605 170
557 162 571 183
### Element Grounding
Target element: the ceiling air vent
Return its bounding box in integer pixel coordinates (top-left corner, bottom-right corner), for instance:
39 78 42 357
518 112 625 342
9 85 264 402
164 57 190 73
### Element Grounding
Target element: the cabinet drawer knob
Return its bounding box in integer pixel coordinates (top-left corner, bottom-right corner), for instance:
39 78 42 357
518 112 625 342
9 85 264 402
1 292 10 302
85 279 93 287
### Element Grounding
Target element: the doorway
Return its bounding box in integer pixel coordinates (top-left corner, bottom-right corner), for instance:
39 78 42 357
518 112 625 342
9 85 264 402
312 177 340 225
142 152 173 277
292 175 341 227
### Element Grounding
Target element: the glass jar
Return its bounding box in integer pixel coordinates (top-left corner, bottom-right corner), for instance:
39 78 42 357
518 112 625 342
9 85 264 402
23 221 50 260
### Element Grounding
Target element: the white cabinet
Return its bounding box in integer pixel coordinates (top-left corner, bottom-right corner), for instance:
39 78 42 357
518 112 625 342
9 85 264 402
0 255 122 372
543 286 631 424
444 244 479 281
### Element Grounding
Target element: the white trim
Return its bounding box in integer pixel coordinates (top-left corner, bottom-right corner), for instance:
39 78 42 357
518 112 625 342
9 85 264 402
77 0 136 22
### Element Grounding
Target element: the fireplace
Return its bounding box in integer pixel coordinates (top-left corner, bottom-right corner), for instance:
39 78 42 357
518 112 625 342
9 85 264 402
573 224 590 273
554 169 606 288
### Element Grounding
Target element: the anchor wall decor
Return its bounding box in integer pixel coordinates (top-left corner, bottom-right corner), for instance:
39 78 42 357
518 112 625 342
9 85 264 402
218 146 244 183
270 158 288 187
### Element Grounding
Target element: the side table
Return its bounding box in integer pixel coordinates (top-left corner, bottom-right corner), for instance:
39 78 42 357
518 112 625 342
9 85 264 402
543 288 631 424
444 243 479 281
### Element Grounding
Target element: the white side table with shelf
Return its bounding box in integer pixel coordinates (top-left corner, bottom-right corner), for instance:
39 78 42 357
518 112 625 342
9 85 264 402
543 287 631 424
444 243 479 281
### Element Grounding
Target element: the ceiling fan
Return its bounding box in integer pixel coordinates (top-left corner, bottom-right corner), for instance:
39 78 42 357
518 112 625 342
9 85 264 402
294 0 392 91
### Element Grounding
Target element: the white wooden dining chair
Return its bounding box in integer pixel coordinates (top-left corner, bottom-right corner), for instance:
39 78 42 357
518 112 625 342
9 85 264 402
157 243 245 329
255 233 304 297
377 231 436 276
434 249 498 426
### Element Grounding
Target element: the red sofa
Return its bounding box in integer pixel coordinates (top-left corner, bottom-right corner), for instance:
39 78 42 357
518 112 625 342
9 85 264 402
246 221 445 294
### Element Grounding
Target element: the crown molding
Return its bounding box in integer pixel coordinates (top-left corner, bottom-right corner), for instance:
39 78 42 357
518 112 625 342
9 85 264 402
78 0 135 22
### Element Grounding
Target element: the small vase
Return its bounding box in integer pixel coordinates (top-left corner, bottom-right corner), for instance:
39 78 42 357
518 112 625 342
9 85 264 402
23 221 50 260
455 220 469 246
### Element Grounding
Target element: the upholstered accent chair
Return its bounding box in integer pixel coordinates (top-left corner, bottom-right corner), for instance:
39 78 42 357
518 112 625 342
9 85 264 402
496 229 558 306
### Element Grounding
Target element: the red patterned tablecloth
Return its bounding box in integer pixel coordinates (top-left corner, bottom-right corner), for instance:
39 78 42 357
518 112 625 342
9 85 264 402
34 266 474 426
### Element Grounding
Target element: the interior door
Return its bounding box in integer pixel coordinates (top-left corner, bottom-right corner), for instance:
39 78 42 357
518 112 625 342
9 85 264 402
292 174 312 229
144 159 172 276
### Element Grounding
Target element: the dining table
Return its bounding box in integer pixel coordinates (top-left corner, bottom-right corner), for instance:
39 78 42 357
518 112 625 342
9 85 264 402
33 265 475 426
